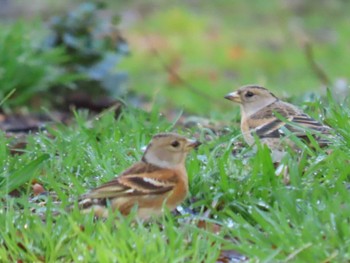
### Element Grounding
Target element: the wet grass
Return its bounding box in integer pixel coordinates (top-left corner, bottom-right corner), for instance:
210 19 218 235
1 0 350 262
1 97 350 261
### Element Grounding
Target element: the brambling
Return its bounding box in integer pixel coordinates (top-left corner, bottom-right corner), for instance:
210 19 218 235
77 133 201 220
225 85 332 160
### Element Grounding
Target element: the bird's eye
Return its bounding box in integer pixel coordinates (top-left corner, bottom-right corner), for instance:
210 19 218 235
171 141 180 147
245 91 254 97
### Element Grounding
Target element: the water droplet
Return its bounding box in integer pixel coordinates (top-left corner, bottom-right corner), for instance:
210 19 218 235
176 206 184 213
228 189 235 194
197 155 208 163
225 218 235 228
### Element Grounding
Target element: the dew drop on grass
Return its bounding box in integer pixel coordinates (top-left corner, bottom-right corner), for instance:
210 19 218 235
176 206 184 213
75 166 81 176
315 155 326 163
197 155 208 163
257 200 270 210
224 218 235 228
317 200 326 210
140 145 147 152
247 206 253 214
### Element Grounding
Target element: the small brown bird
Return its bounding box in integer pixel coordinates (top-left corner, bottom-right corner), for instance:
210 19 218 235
225 85 332 160
77 133 201 220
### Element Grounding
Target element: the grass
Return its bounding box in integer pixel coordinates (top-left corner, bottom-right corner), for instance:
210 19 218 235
0 108 229 262
1 98 350 262
1 0 350 262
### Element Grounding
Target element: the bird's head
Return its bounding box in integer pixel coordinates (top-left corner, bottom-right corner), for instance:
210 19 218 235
225 85 278 116
142 133 201 168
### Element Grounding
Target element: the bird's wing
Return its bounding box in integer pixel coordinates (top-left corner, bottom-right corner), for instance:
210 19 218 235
287 114 332 135
80 162 177 200
251 101 332 142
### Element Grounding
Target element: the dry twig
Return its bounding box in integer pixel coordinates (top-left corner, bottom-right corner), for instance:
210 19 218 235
302 40 331 86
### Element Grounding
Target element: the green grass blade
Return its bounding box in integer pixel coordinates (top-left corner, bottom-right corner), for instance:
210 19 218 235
0 154 49 194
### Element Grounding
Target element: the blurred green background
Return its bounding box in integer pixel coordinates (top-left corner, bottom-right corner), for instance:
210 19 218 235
1 0 349 115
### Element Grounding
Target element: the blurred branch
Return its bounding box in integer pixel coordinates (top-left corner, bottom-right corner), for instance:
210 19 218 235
302 41 331 86
145 35 223 106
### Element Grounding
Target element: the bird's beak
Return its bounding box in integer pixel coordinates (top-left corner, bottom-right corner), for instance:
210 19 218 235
186 139 202 150
224 91 241 103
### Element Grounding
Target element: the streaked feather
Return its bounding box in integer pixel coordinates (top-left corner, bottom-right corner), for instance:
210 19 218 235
78 162 177 209
249 100 332 145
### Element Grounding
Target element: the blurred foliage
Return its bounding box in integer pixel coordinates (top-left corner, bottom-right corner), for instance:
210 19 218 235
114 0 350 115
2 0 348 113
0 22 78 107
45 2 129 98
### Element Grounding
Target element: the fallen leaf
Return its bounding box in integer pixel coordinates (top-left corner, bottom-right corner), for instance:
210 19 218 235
228 45 245 60
197 220 221 234
32 183 45 196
